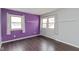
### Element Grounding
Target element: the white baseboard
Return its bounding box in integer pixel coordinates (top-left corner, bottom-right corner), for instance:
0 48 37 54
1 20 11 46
41 35 79 48
1 34 79 49
55 39 79 48
2 34 40 44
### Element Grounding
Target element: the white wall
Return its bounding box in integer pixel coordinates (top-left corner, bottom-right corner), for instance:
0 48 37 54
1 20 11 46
40 8 79 48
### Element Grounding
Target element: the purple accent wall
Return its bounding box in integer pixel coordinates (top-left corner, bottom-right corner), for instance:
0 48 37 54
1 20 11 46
1 8 40 41
0 8 1 41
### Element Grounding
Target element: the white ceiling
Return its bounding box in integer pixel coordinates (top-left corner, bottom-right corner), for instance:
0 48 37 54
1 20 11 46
8 8 58 15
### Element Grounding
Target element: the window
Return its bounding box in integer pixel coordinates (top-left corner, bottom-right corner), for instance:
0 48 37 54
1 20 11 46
11 16 22 30
7 13 25 35
42 16 55 29
42 18 47 28
48 17 55 29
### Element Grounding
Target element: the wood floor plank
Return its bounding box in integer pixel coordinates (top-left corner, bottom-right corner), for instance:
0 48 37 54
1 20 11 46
0 36 79 51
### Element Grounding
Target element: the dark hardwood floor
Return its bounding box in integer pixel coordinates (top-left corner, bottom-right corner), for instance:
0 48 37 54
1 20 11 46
0 36 79 51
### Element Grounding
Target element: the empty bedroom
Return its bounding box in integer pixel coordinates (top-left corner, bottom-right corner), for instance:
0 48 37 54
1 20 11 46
0 8 79 51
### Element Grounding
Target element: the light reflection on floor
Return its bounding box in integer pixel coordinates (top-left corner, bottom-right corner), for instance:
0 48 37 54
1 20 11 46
40 39 55 51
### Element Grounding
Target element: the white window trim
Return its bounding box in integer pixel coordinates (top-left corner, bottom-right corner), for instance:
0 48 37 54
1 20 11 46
7 13 11 35
7 13 25 35
41 14 58 34
22 15 25 33
41 15 56 29
41 17 48 29
48 14 58 34
47 15 55 29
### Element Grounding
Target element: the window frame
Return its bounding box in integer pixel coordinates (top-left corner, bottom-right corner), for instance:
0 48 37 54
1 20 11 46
7 13 25 35
10 15 23 31
41 14 58 34
48 16 55 29
41 15 55 29
42 17 48 28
